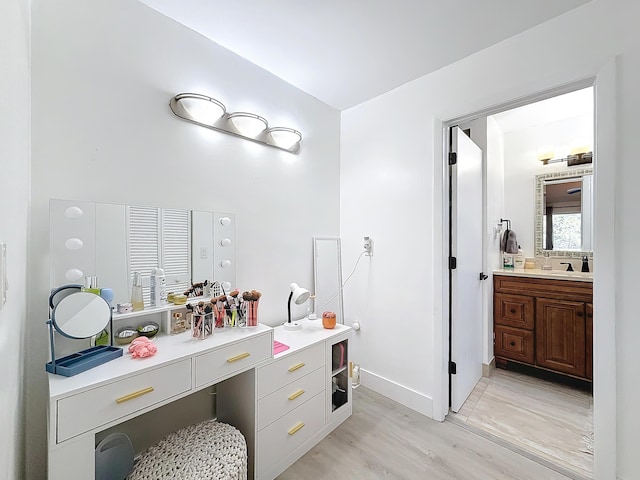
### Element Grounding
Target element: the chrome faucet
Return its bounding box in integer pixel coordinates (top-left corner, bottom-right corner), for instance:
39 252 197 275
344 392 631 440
560 262 574 272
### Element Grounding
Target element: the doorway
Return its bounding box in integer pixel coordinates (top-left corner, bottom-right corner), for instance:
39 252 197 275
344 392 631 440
446 86 595 479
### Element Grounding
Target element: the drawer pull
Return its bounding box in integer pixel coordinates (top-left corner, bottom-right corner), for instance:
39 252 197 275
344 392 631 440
227 352 251 363
288 362 305 372
288 389 305 401
510 308 516 314
510 341 516 347
288 422 305 435
115 387 154 404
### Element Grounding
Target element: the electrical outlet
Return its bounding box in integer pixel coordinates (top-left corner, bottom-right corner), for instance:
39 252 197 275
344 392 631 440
363 236 373 256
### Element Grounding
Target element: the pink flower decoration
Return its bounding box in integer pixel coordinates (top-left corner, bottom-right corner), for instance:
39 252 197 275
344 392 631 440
128 337 158 358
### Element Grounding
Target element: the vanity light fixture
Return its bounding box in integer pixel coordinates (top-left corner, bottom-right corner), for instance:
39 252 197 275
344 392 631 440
285 282 311 331
169 93 302 153
228 112 268 137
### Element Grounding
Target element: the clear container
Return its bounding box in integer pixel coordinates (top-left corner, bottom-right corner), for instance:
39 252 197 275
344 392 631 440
131 272 144 311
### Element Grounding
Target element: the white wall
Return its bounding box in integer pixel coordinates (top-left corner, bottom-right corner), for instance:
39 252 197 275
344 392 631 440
0 0 29 478
501 113 593 259
27 0 340 477
341 0 638 478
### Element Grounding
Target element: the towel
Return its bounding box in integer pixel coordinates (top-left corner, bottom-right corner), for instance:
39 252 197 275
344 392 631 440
501 229 519 254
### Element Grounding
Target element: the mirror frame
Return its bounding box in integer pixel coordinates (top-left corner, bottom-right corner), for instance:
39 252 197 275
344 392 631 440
51 291 112 339
534 166 593 258
313 237 345 325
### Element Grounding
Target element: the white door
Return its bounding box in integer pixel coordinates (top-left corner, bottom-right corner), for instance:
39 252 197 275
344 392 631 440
450 126 484 412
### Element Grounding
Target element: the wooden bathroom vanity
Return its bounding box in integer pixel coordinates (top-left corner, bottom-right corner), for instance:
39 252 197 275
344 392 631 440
493 271 593 381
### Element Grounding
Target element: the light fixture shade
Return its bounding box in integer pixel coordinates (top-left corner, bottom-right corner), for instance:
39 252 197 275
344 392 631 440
267 127 302 149
290 282 311 305
172 93 226 125
228 112 268 137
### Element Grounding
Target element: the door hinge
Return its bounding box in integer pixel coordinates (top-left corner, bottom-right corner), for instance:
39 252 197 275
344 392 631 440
449 256 457 270
449 361 457 375
448 152 457 165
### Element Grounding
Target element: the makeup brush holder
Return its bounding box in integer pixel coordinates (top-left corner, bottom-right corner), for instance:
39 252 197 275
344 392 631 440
246 300 259 327
192 313 213 340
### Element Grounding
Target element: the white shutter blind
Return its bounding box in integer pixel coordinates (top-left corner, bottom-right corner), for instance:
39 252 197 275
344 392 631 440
127 206 160 306
161 209 191 296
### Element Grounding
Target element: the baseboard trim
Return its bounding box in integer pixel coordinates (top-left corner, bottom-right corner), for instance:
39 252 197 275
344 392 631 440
361 369 433 418
483 358 495 377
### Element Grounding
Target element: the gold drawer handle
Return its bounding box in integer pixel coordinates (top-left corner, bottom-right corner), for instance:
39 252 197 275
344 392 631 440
288 422 305 435
288 362 305 372
288 389 305 401
227 352 251 363
115 387 154 404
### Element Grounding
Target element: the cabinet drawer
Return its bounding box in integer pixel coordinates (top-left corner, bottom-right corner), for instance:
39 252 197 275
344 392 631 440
494 293 534 330
57 359 191 442
195 333 272 388
494 326 534 364
258 366 325 430
257 392 325 474
258 343 324 399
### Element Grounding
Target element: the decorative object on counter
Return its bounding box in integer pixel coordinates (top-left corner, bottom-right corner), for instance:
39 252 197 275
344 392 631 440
45 287 122 377
541 251 553 270
273 340 290 355
170 311 187 335
524 258 537 269
99 288 114 309
117 302 133 314
137 321 159 338
114 326 139 345
150 267 167 307
81 275 100 295
189 302 214 339
130 272 144 311
172 294 188 305
285 283 311 331
170 92 302 154
514 246 525 269
322 311 337 329
184 281 205 297
128 336 157 358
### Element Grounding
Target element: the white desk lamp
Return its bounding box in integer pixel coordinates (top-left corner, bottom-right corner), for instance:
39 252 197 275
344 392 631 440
286 282 311 331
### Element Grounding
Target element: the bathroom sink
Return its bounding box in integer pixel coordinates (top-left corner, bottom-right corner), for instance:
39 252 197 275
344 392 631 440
545 270 593 278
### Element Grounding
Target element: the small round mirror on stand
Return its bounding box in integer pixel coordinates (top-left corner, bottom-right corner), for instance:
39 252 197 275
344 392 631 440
51 292 111 339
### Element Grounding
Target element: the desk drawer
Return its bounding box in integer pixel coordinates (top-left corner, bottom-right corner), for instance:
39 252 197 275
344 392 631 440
258 343 324 398
195 333 272 388
495 326 534 364
257 392 325 473
258 366 325 430
57 359 191 442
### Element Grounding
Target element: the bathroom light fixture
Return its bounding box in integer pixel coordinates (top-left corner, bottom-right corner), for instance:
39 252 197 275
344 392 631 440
267 127 303 149
286 282 311 331
228 112 268 137
169 93 302 153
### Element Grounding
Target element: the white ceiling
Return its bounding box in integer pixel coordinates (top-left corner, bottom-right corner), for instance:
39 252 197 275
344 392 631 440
139 0 590 111
491 86 594 133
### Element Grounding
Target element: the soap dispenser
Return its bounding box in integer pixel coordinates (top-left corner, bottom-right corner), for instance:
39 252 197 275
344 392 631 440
581 256 590 273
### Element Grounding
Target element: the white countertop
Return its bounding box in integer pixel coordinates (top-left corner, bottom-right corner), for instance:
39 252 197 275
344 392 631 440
272 318 351 359
493 268 593 282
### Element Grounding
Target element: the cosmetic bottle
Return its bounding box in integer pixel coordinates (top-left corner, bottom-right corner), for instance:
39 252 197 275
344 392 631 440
131 272 144 311
150 267 167 307
514 246 525 269
81 276 101 295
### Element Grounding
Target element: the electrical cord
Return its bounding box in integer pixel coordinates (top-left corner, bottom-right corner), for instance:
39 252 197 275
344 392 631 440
315 250 367 311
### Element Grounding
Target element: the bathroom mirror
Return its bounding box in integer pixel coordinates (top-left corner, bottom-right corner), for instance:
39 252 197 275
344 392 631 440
51 291 112 339
534 167 593 257
50 199 236 307
313 237 344 324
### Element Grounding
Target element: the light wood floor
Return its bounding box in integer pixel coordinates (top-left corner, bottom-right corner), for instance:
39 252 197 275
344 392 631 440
450 368 593 480
277 386 574 480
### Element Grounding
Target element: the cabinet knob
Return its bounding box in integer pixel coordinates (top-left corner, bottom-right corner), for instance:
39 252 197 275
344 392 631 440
577 312 584 317
510 341 516 347
510 308 516 314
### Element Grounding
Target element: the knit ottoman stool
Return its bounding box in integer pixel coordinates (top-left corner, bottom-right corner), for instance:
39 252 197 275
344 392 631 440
128 420 247 480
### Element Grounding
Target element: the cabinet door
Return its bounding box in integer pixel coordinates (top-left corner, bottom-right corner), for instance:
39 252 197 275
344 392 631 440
535 298 586 377
586 303 593 380
327 333 352 426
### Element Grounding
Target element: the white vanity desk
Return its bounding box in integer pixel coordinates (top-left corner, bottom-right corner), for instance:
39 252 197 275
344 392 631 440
48 320 352 480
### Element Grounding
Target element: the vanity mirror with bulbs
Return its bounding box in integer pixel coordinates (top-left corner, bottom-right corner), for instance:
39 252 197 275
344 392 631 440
50 199 237 332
